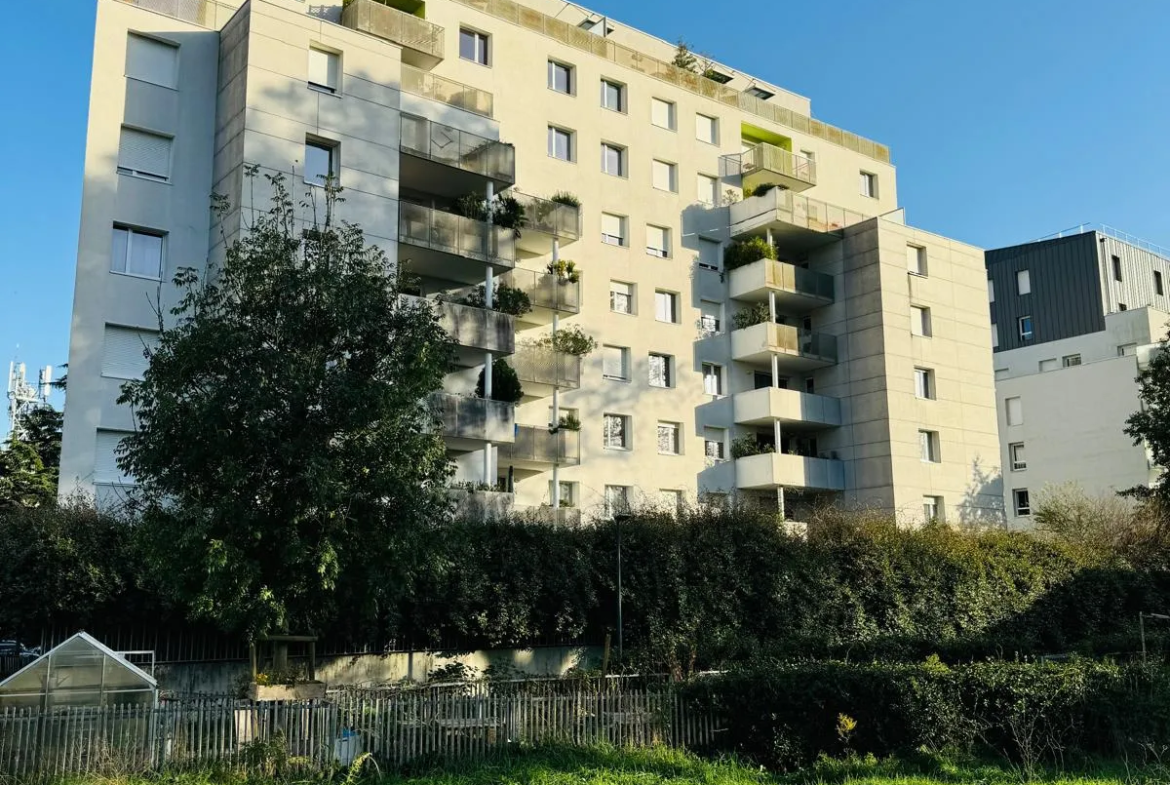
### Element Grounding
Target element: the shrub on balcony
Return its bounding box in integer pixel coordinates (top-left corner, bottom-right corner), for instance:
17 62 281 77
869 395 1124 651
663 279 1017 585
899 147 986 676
730 435 775 460
743 182 777 199
723 236 777 271
461 283 532 317
556 413 582 431
546 259 581 284
475 359 524 404
732 303 772 331
550 191 581 208
534 325 597 357
453 193 527 238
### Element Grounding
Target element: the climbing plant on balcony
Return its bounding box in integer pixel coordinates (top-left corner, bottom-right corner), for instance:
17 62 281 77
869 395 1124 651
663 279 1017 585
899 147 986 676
723 236 777 271
732 303 773 331
476 358 524 404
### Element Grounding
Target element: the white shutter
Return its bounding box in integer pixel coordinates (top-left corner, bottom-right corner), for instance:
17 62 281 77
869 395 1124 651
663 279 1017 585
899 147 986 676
127 34 178 88
1017 269 1031 295
696 114 717 143
698 174 717 205
1006 397 1023 426
651 98 674 129
603 346 626 379
601 213 624 244
118 128 172 179
103 325 159 380
655 291 674 322
94 430 132 483
699 239 721 270
907 244 925 274
652 160 675 191
647 226 667 256
308 47 339 91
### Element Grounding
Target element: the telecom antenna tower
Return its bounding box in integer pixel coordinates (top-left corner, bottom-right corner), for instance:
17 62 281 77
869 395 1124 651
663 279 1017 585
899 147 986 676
7 361 52 441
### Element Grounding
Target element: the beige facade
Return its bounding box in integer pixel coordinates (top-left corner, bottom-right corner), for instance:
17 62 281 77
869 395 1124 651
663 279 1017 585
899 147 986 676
62 0 1002 525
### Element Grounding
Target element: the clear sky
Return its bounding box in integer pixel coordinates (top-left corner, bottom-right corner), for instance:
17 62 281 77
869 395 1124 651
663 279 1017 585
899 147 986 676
1 0 1169 429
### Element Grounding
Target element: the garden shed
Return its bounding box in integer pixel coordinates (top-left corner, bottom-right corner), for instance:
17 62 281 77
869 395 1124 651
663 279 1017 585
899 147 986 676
0 632 158 709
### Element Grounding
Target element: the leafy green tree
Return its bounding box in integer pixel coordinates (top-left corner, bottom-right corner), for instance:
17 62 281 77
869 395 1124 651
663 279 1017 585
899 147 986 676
117 172 455 637
20 406 63 473
1126 342 1170 509
672 38 698 72
0 439 55 509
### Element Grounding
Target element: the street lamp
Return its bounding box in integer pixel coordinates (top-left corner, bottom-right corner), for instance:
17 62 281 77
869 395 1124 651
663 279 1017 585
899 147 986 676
613 511 631 664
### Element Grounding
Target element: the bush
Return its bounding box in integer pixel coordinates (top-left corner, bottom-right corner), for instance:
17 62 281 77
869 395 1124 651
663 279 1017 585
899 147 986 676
550 191 581 208
730 435 772 459
475 359 523 404
462 283 532 316
723 237 776 271
536 325 597 357
732 303 771 330
546 259 581 283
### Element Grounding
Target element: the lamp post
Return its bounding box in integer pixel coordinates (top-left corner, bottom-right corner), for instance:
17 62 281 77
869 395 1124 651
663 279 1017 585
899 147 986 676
614 511 631 663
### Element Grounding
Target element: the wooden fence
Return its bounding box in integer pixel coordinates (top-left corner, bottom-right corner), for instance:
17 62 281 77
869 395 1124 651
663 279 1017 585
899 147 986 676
0 684 720 780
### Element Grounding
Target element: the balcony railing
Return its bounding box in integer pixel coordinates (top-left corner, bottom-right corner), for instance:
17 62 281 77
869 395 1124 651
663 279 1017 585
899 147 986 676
401 63 494 118
729 258 833 305
115 0 234 28
510 347 582 391
403 296 514 356
503 268 581 316
502 426 581 466
399 203 516 265
429 393 515 443
341 0 445 69
511 192 582 241
401 114 515 185
724 144 816 192
731 322 839 366
736 452 845 492
730 189 869 240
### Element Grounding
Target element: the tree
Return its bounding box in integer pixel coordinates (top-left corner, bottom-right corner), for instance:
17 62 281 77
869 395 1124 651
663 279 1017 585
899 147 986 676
0 439 55 509
672 38 698 72
1126 341 1170 511
117 171 455 637
476 358 523 403
20 406 63 472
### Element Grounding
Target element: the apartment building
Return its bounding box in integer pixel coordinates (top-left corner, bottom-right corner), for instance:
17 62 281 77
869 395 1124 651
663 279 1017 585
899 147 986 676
987 227 1169 526
61 0 1003 525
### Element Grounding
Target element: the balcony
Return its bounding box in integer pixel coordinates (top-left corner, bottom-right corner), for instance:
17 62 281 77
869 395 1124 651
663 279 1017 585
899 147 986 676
736 452 845 492
509 347 582 397
729 258 833 311
430 393 515 447
726 143 816 193
341 0 445 70
398 203 515 284
499 425 581 471
734 387 842 430
730 189 869 251
731 322 838 371
401 63 494 118
448 488 514 521
403 296 514 363
400 114 515 199
510 192 582 254
503 268 581 325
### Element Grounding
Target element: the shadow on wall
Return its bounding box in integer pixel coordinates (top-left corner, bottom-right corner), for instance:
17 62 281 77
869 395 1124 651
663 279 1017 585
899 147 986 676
959 455 1005 528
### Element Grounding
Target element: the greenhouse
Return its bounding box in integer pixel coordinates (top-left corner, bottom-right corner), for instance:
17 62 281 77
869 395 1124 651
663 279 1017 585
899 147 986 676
0 632 158 709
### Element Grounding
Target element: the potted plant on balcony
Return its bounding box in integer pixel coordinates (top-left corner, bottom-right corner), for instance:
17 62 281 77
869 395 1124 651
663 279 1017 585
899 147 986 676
545 259 580 284
476 358 524 403
550 191 580 208
453 192 528 238
730 435 775 460
732 302 772 330
551 412 581 432
461 282 533 316
723 236 777 271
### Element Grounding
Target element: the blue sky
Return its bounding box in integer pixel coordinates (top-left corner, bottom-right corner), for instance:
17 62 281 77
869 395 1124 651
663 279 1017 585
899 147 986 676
1 0 1169 424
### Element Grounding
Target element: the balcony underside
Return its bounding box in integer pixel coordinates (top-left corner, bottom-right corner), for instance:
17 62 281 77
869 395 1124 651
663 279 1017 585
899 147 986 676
731 215 844 252
743 168 814 195
732 345 836 372
398 241 514 286
400 153 515 201
733 387 842 431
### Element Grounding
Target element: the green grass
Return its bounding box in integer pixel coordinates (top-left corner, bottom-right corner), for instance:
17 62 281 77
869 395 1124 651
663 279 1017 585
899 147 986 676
46 746 1156 785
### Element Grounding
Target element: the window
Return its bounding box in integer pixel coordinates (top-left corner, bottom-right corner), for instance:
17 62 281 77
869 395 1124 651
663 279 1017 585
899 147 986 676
603 415 630 450
704 70 732 84
102 325 160 380
651 98 676 130
801 315 813 332
1118 343 1138 357
699 300 722 336
1112 255 1122 282
117 127 172 181
1062 354 1082 367
702 362 723 396
110 226 164 278
609 281 634 314
659 489 684 510
652 160 678 192
919 430 940 463
988 279 995 303
1039 358 1058 372
550 480 577 507
601 213 627 246
1014 488 1031 517
860 171 877 198
698 239 721 271
647 225 671 258
548 60 573 94
1017 269 1031 295
695 114 718 144
547 125 574 161
697 174 718 205
126 33 178 89
604 484 630 516
657 422 681 455
308 46 340 93
1010 442 1027 472
459 28 489 65
745 86 774 100
703 427 727 464
304 139 336 187
94 430 133 484
907 244 927 276
914 367 935 400
600 79 626 112
923 496 943 522
601 143 626 176
1005 396 1023 426
654 290 678 323
602 345 630 381
911 306 932 337
648 353 673 388
1157 271 1164 296
804 377 815 394
1018 315 1034 341
991 323 999 349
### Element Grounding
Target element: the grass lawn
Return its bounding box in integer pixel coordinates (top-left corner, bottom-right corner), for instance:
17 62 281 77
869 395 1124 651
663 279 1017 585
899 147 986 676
57 745 1156 785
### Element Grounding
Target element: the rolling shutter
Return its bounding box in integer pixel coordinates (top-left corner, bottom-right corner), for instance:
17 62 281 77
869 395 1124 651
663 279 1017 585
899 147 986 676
126 34 178 88
94 430 132 484
118 128 172 179
102 326 159 380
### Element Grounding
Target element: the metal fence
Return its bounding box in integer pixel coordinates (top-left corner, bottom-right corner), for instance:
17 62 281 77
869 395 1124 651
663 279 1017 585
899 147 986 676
0 684 719 779
341 0 445 62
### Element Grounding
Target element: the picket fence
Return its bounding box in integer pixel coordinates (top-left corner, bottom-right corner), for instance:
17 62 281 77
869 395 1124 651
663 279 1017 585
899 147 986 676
0 684 720 780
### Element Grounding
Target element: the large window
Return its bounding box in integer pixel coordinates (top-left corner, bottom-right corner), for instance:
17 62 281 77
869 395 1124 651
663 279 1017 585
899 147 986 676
1014 488 1031 516
648 353 673 388
651 98 676 130
919 430 940 463
548 60 574 94
601 143 626 176
601 213 627 246
600 79 626 112
459 28 490 65
110 226 164 279
609 280 634 314
117 127 172 182
654 290 678 323
695 113 718 144
602 345 630 381
603 415 630 450
126 33 178 89
702 362 723 396
548 125 574 161
304 139 337 187
646 225 671 258
1009 442 1026 471
657 422 681 455
651 159 677 192
308 46 340 93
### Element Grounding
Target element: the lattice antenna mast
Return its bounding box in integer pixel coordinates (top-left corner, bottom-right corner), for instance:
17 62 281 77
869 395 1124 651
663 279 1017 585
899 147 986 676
7 361 52 441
